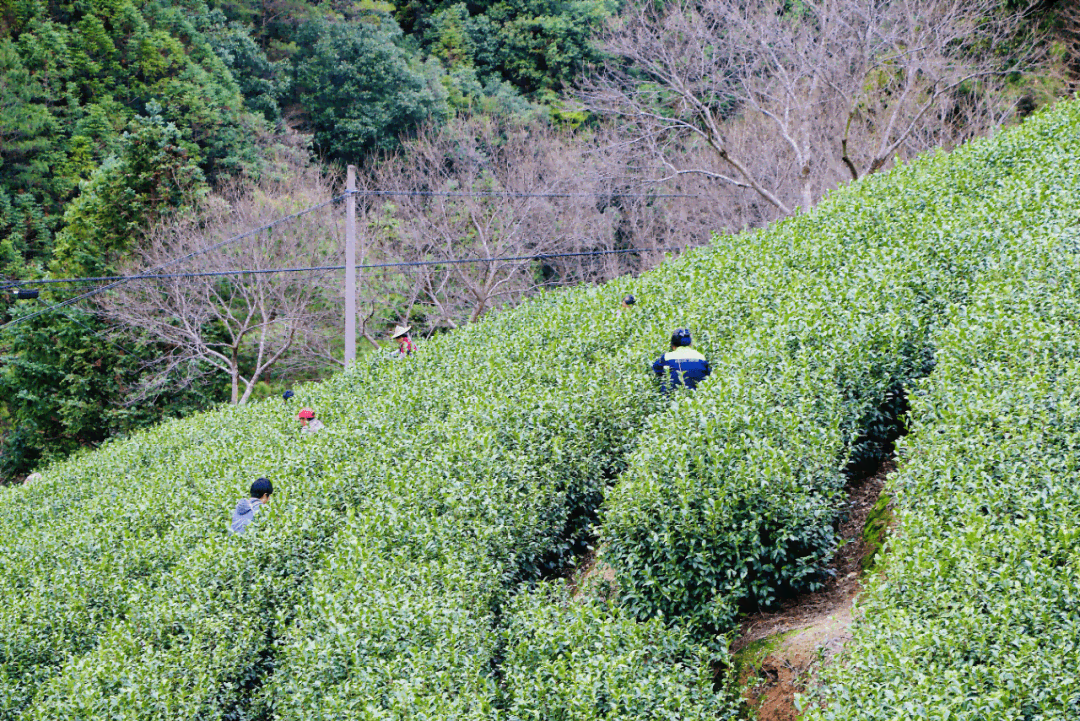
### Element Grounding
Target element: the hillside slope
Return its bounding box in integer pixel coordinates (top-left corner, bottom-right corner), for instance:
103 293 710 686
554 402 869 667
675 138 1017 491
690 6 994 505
0 99 1078 719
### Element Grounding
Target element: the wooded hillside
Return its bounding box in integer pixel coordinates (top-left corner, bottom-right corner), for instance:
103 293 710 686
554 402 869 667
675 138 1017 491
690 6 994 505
0 0 1075 479
0 93 1076 721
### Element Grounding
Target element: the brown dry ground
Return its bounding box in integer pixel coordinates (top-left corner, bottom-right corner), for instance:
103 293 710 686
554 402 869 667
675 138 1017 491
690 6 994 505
731 462 891 721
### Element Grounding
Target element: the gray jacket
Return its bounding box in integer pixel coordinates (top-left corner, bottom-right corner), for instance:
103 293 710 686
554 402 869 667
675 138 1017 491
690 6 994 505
230 497 264 534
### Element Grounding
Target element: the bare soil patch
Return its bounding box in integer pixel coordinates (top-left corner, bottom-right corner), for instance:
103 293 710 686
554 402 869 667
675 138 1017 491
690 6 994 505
732 461 892 721
567 547 617 599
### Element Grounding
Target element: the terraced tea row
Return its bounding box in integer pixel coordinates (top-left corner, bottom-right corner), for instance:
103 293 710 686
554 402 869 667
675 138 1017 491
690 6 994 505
0 99 1076 718
809 125 1080 721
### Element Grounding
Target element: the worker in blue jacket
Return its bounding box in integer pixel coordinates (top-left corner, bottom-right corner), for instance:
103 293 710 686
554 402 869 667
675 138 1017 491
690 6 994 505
652 328 710 392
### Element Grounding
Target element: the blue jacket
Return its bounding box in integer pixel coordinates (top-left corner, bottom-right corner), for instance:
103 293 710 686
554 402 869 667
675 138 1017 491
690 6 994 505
230 497 264 534
652 346 711 391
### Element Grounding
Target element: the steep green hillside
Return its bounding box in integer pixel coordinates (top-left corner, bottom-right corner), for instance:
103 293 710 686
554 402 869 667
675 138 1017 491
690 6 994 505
807 123 1080 719
0 99 1078 719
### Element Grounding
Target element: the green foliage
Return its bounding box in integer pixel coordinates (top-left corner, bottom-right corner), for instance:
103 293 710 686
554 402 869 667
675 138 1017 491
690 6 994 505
0 38 59 275
0 303 225 481
0 0 259 258
0 307 130 479
806 104 1080 721
597 98 1080 646
0 104 209 479
467 0 613 100
198 10 283 120
50 105 206 278
398 0 612 101
291 15 447 158
859 491 892 572
0 95 1077 719
500 584 735 719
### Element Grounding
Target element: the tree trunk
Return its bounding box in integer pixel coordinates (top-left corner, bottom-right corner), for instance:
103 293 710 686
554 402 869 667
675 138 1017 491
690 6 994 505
230 347 240 405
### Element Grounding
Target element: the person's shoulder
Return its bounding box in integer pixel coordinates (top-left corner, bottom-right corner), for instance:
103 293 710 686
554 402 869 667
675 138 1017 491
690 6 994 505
666 346 705 360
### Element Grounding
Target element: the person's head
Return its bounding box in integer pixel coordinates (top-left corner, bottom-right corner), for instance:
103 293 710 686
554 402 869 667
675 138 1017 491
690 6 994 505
282 390 294 402
670 328 692 349
250 477 273 503
621 294 636 309
297 408 315 426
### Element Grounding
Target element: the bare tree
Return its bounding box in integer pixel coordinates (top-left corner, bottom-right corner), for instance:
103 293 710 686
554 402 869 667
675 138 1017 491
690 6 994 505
1061 0 1080 89
358 116 673 330
588 0 1046 222
101 161 343 404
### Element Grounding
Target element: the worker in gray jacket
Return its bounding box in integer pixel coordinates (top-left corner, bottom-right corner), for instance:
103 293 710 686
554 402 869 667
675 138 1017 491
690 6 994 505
230 477 273 534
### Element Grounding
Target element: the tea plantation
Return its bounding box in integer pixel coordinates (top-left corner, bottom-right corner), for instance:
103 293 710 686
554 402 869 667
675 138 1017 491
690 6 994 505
1 98 1078 719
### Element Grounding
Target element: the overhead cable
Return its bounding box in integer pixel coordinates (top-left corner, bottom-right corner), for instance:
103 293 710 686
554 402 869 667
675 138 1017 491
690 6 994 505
348 189 699 199
1 247 673 329
2 186 690 295
2 181 694 327
6 247 666 288
2 193 350 327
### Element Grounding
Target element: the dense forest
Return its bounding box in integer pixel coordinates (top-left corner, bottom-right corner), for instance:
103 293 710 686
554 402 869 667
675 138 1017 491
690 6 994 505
1 0 1077 479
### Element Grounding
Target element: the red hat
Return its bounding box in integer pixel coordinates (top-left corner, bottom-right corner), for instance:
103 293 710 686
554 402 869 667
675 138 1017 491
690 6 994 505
297 408 315 420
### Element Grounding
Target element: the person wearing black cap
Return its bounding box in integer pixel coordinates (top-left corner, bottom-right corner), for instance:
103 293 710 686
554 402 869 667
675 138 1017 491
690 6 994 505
230 478 273 534
652 329 710 393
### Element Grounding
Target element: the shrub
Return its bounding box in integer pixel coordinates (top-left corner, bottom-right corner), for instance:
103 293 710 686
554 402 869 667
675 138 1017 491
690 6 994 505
500 584 736 720
0 98 1076 719
599 98 1080 643
807 169 1080 720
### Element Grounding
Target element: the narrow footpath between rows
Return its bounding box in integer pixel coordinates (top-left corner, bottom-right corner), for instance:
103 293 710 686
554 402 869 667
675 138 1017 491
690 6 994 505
730 460 894 721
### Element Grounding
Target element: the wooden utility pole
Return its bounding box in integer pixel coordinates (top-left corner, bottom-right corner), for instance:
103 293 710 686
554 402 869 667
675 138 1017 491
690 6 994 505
345 165 356 366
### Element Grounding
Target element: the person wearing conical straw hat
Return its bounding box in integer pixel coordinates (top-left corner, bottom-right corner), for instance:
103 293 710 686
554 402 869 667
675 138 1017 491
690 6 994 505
391 324 415 358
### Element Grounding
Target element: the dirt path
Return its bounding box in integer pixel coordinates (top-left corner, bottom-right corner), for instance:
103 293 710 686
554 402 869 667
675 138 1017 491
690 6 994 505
731 462 892 721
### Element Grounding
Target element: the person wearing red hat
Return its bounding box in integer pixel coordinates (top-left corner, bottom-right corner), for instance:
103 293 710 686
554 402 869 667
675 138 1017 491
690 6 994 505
298 408 325 434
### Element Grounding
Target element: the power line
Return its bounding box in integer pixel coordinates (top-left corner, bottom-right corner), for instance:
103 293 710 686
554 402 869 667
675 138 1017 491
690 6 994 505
348 189 699 199
5 247 666 290
2 180 694 327
1 247 673 330
1 193 350 326
1 187 691 296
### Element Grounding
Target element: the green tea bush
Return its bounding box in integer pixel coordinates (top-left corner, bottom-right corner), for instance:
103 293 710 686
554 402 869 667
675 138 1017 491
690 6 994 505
599 98 1080 642
0 99 1076 718
499 584 735 720
9 292 676 718
808 151 1080 719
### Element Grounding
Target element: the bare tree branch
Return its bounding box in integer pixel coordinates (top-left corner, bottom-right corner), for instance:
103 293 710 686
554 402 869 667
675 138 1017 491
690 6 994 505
586 0 1051 225
101 158 343 404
